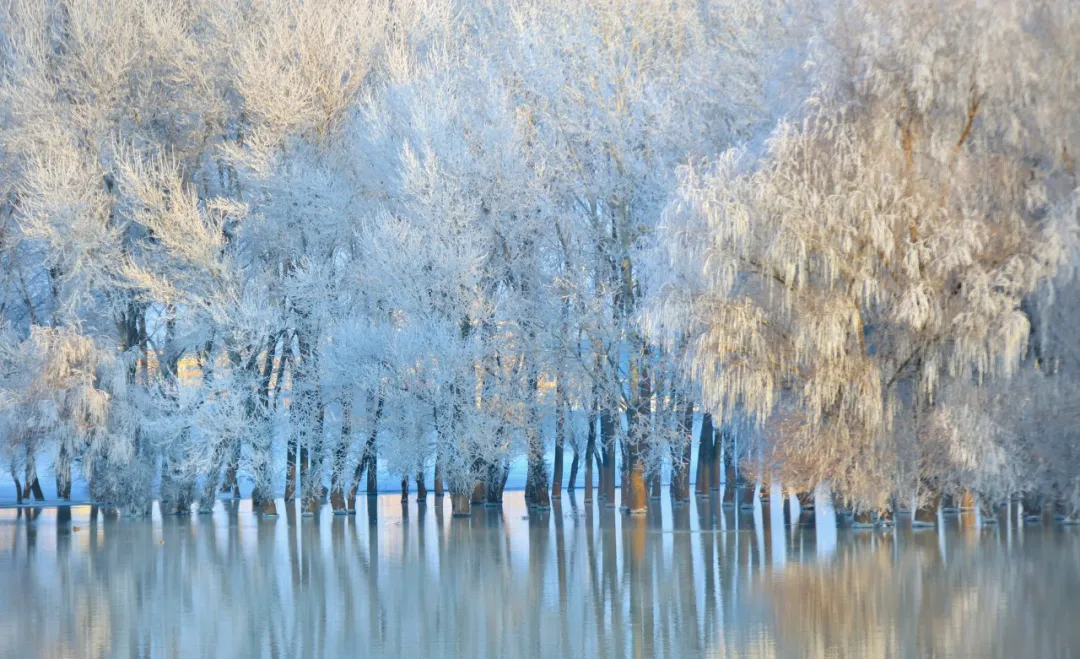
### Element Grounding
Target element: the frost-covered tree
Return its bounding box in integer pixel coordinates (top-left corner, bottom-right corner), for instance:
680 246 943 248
645 0 1079 509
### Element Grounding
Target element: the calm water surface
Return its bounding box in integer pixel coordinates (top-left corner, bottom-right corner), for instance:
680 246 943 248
1 492 1078 658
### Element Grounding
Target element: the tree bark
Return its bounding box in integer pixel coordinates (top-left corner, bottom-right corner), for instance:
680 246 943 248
56 442 72 501
24 458 44 502
710 425 723 491
622 358 650 514
913 487 942 527
330 398 352 514
524 371 551 509
567 447 580 493
471 476 486 505
486 461 508 505
552 377 566 499
696 414 714 495
583 411 596 503
349 392 383 510
415 470 427 502
284 435 298 501
671 400 693 502
433 455 444 497
451 491 471 517
600 411 616 505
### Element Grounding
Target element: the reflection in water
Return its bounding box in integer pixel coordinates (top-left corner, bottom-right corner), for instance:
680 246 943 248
1 493 1079 658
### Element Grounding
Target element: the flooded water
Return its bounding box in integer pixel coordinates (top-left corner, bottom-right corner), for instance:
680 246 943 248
1 492 1078 659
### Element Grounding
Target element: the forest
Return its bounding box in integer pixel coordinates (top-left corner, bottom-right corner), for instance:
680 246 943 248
0 0 1077 526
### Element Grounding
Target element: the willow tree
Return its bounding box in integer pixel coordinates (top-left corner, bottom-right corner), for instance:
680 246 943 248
645 0 1078 511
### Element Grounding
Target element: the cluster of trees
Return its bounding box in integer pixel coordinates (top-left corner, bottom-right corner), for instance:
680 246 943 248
0 0 1076 522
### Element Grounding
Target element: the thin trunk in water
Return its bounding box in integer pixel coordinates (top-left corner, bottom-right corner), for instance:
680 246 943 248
671 399 694 502
600 411 616 505
524 372 551 509
622 357 650 515
710 424 723 491
913 485 942 526
584 410 596 503
567 447 580 493
696 414 714 495
56 442 72 501
330 397 352 514
433 456 444 498
400 476 409 503
471 473 487 505
415 470 427 502
451 490 471 517
552 377 566 499
486 460 509 505
12 470 23 505
349 392 383 511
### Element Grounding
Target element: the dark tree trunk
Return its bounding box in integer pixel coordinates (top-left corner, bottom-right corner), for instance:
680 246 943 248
415 470 427 502
486 461 509 505
24 458 44 502
471 474 486 505
722 430 737 506
12 471 22 505
400 476 409 503
584 411 596 503
433 455 444 497
330 398 352 514
552 378 566 499
451 490 471 517
56 442 72 501
349 392 383 510
284 434 298 502
913 486 942 526
695 414 714 495
524 372 550 509
710 426 723 491
671 400 694 502
600 411 616 505
567 447 580 493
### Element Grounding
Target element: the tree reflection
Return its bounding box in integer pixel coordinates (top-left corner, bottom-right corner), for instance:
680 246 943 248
0 497 1078 658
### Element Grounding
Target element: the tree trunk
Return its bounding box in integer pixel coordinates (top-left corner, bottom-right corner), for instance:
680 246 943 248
567 447 580 493
330 398 352 514
284 435 298 501
913 487 941 527
56 442 72 501
400 476 410 503
600 411 616 505
710 425 723 491
486 461 508 505
584 412 596 503
12 471 22 505
1022 492 1047 523
624 461 648 514
696 414 714 495
671 400 693 502
415 470 427 502
433 456 444 497
23 455 44 502
722 433 737 506
622 358 651 514
552 378 566 499
525 370 551 509
366 446 378 496
471 477 486 505
451 491 471 517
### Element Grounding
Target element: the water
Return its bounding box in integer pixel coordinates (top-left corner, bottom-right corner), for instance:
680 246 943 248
1 492 1078 658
